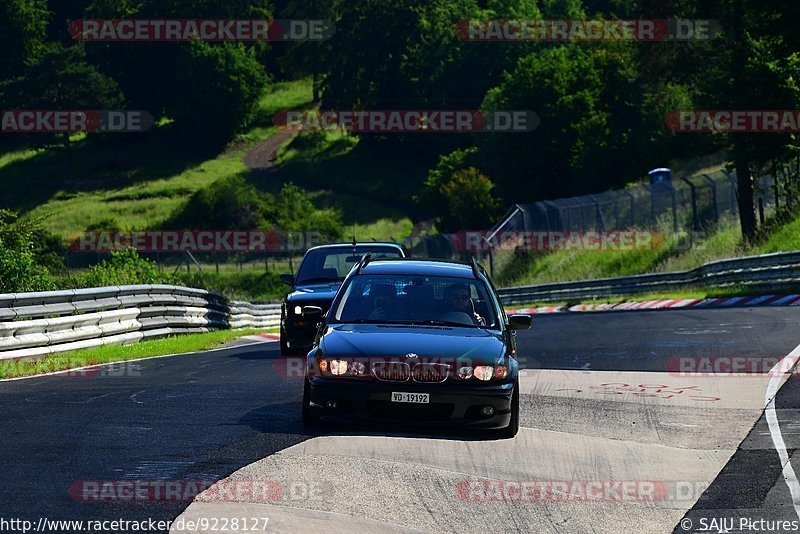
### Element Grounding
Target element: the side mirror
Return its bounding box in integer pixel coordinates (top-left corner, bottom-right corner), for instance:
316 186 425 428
280 273 294 286
508 314 532 330
302 306 323 320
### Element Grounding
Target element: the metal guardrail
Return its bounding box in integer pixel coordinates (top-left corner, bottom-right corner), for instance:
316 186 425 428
0 285 282 360
497 250 800 305
4 249 800 359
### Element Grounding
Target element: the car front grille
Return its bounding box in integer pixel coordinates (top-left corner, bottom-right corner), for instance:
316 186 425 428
411 363 450 383
372 362 412 382
371 361 450 383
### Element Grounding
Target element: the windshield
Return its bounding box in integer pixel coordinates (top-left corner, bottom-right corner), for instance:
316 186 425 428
331 274 499 328
295 246 403 284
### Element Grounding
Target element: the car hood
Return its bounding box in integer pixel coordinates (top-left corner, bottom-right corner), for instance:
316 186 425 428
320 324 506 363
285 282 342 303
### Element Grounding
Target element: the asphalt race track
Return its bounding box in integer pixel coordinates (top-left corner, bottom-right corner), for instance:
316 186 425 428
2 307 800 533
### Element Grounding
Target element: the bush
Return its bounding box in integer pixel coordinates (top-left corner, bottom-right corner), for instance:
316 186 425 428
166 174 272 230
77 250 175 287
275 182 343 240
416 147 480 214
0 210 54 292
437 167 502 232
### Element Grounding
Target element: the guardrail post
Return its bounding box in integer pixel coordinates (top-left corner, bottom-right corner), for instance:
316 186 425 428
681 177 699 231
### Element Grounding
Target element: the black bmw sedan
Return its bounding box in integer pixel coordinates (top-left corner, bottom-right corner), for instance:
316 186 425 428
279 243 407 356
301 256 531 438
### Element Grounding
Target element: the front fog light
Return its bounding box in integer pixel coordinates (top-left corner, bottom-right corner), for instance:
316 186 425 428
294 305 302 315
329 359 348 375
458 366 474 379
474 365 494 381
494 365 508 380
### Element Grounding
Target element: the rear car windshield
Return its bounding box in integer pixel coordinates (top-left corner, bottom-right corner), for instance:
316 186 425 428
330 274 499 328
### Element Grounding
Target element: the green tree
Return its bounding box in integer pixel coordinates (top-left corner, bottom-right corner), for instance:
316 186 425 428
478 42 647 200
0 0 48 81
0 44 123 151
702 0 800 240
169 41 268 146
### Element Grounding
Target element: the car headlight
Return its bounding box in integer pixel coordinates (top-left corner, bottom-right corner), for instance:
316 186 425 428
294 305 303 316
473 365 494 381
351 361 366 376
458 366 474 379
329 359 348 375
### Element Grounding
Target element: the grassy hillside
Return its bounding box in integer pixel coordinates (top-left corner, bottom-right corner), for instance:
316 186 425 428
0 79 418 244
495 213 800 289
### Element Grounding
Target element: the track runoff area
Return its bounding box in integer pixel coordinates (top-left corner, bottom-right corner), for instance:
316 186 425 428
1 306 799 533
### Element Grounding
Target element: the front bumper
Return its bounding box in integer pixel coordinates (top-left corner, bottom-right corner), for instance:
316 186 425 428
307 377 514 429
282 318 318 350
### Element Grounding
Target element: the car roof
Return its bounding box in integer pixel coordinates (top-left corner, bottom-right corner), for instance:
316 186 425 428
305 242 404 253
359 258 475 279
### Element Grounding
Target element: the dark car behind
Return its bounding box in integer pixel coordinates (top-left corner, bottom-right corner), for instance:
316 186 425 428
279 243 407 355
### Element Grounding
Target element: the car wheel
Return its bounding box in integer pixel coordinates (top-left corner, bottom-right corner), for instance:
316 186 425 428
301 379 320 426
499 380 519 438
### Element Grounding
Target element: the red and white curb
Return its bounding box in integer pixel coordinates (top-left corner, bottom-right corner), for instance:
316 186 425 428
507 294 800 315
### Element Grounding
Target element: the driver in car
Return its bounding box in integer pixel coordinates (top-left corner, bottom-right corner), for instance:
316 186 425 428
444 284 486 325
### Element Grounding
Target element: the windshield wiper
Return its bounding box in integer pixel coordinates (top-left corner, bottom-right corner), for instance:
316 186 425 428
403 319 480 328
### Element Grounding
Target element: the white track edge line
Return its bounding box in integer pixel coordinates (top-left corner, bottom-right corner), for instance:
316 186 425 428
766 342 800 519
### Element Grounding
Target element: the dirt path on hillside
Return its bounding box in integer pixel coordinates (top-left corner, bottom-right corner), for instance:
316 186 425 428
243 130 295 170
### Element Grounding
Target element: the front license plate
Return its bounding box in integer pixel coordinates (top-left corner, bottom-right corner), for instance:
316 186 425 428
391 392 430 404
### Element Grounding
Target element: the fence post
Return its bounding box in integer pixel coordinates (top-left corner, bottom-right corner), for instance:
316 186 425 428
701 174 720 223
681 177 699 231
623 190 635 227
588 195 605 230
535 203 550 231
728 171 737 213
670 185 678 232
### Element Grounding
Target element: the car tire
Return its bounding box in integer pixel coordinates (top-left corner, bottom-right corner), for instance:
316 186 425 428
301 379 320 426
499 380 519 438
